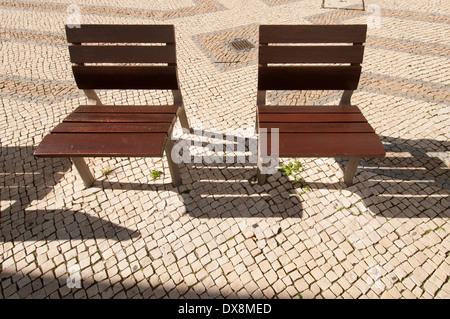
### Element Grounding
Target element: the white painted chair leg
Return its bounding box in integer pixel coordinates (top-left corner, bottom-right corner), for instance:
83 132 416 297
257 167 267 185
257 149 268 185
177 106 191 132
344 156 361 186
83 90 102 105
164 138 181 187
256 125 275 185
173 89 191 132
71 157 94 188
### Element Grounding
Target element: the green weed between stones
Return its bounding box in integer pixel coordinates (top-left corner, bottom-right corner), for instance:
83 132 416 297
150 170 163 180
280 160 310 194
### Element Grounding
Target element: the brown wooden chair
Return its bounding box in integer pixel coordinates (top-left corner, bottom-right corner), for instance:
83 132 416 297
34 25 190 187
256 24 385 186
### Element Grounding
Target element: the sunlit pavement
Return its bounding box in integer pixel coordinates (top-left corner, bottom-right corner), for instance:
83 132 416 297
1 0 449 299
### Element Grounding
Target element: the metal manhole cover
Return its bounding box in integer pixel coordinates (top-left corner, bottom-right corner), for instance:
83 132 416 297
230 38 255 51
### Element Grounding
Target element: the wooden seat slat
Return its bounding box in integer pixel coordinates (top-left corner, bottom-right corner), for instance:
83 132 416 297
34 133 167 157
66 24 175 44
74 105 179 113
258 105 361 114
69 45 176 64
259 45 364 64
259 113 367 123
51 122 173 134
259 122 375 133
261 132 385 157
64 112 176 123
259 25 367 44
258 66 361 91
72 66 179 90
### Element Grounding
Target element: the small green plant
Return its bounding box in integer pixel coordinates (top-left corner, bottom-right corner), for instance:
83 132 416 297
150 170 163 180
280 160 309 193
424 226 445 235
225 235 236 242
280 160 302 176
101 165 113 176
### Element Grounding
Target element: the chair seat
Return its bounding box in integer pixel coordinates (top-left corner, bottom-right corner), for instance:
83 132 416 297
34 105 178 157
258 105 386 157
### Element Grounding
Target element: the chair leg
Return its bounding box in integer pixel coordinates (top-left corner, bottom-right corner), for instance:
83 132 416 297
257 168 267 185
257 149 268 185
344 156 361 186
173 89 191 133
71 157 94 188
339 90 354 106
177 106 191 133
256 126 278 185
164 138 182 187
83 90 102 105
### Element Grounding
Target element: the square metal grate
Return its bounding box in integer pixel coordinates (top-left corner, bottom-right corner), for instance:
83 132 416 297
230 38 255 51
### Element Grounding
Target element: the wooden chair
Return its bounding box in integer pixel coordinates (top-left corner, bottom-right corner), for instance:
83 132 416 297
256 24 385 186
34 25 190 187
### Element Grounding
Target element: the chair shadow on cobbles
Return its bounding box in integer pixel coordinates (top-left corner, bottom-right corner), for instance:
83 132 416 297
0 146 140 242
91 132 449 222
179 164 303 220
0 267 243 299
318 135 449 219
94 132 303 220
163 132 449 221
0 267 163 299
96 164 303 220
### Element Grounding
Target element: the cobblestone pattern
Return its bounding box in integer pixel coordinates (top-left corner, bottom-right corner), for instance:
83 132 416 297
1 0 449 299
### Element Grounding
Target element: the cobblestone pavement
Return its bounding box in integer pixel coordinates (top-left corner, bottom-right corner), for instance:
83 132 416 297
1 0 449 299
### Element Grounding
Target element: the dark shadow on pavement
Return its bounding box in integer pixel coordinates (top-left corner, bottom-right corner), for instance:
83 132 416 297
329 135 449 218
0 146 140 242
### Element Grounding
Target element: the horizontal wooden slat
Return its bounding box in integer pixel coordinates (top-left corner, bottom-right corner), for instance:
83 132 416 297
260 25 367 44
259 113 367 123
261 133 385 157
259 122 375 133
74 105 179 113
51 122 173 133
258 66 361 90
69 46 176 64
66 24 175 44
34 133 167 157
258 105 361 114
72 65 179 90
64 112 176 123
259 45 364 64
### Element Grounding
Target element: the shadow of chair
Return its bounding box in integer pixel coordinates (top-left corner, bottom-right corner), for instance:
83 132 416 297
1 146 140 242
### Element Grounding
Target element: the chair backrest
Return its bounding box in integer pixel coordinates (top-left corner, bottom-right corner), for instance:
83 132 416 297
66 24 179 90
258 24 367 92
